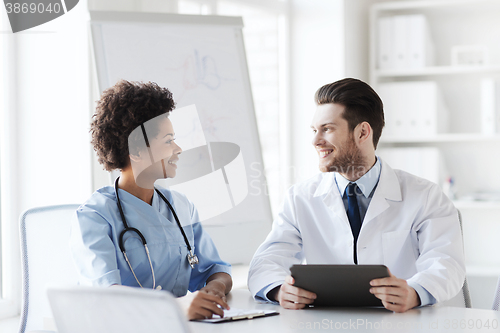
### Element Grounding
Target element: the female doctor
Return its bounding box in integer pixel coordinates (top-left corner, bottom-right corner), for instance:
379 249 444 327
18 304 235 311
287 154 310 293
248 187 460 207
70 80 232 320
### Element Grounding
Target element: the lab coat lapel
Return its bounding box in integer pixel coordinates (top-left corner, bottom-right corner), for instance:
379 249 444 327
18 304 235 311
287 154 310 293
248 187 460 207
363 159 402 225
314 172 350 227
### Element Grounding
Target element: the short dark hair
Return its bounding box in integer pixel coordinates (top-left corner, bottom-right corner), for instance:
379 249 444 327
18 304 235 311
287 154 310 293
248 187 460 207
90 80 176 171
314 78 385 148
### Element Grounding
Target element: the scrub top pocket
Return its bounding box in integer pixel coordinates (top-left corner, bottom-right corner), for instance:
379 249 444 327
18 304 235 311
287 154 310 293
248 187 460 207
120 239 184 290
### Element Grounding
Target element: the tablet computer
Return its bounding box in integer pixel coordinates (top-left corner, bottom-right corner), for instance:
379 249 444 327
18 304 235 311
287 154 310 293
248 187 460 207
290 264 389 307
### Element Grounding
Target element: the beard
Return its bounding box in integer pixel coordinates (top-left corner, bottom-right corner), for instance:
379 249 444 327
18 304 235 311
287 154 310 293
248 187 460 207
319 135 366 179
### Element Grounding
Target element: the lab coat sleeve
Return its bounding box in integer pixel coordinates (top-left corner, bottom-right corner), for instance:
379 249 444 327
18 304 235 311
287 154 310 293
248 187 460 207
408 282 436 306
70 208 121 287
248 187 304 300
407 184 466 303
188 204 231 292
255 281 283 303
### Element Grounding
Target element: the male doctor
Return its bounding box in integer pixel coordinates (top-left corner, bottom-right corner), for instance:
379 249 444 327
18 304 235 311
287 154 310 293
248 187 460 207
248 78 465 313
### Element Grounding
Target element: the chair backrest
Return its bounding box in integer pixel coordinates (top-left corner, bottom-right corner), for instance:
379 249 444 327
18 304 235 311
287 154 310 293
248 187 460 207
458 210 472 308
435 210 472 308
493 276 500 311
437 276 472 308
19 204 80 333
47 286 191 333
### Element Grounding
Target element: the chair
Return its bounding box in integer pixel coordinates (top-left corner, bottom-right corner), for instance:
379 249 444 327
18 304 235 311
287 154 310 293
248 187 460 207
435 210 472 308
492 276 500 311
458 210 473 308
437 276 472 308
19 204 80 333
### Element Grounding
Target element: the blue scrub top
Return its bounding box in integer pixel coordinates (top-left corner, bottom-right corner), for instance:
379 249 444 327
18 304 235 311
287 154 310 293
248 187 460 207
70 186 231 296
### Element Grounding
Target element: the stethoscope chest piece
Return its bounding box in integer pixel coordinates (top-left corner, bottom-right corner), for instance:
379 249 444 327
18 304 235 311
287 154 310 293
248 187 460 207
187 250 199 269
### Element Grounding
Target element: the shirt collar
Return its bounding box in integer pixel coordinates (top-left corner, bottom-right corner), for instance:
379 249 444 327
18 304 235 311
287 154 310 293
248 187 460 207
335 157 381 198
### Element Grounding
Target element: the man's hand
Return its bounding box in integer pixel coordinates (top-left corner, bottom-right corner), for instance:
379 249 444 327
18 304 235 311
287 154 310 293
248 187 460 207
369 269 420 313
185 290 230 320
272 275 317 309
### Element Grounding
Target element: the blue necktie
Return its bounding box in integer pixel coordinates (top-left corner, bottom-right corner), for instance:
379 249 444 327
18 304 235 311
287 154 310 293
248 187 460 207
346 182 362 264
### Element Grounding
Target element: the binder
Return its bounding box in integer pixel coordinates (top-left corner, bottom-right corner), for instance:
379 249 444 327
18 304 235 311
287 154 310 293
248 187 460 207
377 147 446 185
378 83 405 136
380 14 434 70
392 15 409 69
377 16 393 69
480 78 500 135
379 81 448 137
407 15 434 68
409 81 448 136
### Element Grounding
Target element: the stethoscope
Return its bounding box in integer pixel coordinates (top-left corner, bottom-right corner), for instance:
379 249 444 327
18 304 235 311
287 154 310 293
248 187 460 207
114 177 199 290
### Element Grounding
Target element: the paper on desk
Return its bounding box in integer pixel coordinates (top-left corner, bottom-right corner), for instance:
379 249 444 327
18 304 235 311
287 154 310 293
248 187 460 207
195 308 279 323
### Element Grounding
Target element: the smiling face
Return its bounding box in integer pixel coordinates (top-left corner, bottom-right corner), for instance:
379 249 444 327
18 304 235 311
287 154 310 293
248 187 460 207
130 116 182 188
311 103 364 175
148 117 182 179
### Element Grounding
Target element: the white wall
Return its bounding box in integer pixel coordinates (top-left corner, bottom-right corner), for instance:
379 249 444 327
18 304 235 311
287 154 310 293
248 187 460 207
289 0 344 184
0 11 20 317
1 0 91 318
16 19 92 212
343 0 394 80
287 0 397 185
4 2 92 218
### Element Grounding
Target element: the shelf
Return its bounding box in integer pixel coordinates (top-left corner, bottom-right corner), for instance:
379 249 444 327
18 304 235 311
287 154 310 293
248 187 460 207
374 65 500 78
466 265 500 277
373 0 500 12
453 200 500 210
379 133 500 144
371 0 500 283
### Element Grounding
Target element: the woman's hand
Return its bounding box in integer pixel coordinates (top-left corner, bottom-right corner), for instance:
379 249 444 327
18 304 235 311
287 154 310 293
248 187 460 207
184 272 233 320
205 272 233 295
186 290 230 320
200 279 228 301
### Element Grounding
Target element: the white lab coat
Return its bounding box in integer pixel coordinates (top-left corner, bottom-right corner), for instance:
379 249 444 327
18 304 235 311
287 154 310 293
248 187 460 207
248 159 465 303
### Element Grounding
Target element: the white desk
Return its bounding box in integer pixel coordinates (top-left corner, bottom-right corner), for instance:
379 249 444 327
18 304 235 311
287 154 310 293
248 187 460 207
189 290 500 333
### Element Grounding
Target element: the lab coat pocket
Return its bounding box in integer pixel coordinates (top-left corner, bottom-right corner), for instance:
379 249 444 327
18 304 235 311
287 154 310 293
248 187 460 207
382 229 416 278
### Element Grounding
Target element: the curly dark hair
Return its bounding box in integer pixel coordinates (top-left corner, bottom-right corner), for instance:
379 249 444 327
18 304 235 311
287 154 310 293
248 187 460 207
90 80 176 171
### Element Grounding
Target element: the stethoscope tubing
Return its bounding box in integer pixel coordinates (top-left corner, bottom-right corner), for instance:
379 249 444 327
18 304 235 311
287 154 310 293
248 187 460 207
114 177 198 289
154 188 193 252
114 177 193 252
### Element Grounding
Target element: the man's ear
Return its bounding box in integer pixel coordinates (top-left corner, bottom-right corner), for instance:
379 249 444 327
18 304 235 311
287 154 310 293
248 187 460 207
355 122 373 144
